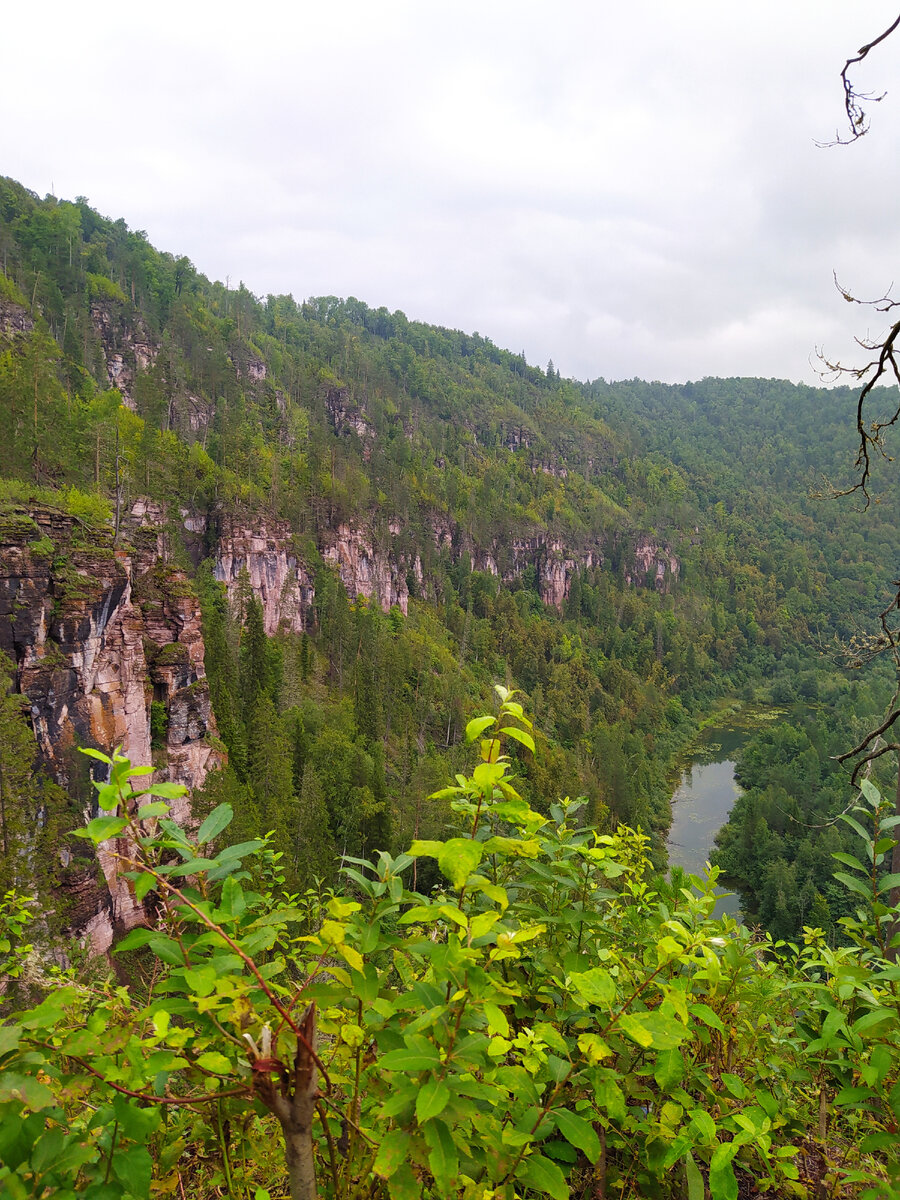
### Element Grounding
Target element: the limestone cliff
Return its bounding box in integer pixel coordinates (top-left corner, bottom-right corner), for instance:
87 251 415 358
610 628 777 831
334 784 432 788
0 501 220 951
211 513 315 634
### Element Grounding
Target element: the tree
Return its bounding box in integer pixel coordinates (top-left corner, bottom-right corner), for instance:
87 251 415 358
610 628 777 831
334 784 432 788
294 763 337 886
0 651 34 891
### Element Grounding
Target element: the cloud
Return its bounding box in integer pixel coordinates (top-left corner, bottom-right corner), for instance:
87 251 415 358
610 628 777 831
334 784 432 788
6 0 900 383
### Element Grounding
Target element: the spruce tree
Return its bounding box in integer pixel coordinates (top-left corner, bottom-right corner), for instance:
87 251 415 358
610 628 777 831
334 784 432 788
0 652 36 892
294 764 337 888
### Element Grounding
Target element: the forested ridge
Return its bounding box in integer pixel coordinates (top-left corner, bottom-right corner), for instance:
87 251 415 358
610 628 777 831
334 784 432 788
3 177 900 1197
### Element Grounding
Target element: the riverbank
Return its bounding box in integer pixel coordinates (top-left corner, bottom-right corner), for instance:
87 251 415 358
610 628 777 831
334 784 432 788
663 701 790 917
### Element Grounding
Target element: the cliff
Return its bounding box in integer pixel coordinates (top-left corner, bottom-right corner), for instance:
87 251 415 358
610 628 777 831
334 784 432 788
0 500 220 951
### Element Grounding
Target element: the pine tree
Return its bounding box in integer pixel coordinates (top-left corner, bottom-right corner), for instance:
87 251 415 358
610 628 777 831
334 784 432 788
0 652 37 892
294 764 337 888
246 694 295 866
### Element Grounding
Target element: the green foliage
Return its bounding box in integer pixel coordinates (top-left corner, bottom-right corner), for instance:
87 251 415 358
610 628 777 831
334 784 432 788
61 485 113 527
1 702 900 1199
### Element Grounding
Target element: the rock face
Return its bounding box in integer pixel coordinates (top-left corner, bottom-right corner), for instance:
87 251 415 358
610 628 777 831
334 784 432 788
90 302 158 407
625 536 680 591
323 524 412 613
326 387 375 443
0 296 34 340
0 502 220 952
212 514 315 634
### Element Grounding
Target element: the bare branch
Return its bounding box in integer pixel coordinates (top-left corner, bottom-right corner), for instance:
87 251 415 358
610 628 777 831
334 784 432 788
817 12 900 145
836 706 900 763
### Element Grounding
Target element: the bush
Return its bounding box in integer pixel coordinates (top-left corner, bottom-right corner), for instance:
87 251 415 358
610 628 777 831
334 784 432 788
1 698 899 1199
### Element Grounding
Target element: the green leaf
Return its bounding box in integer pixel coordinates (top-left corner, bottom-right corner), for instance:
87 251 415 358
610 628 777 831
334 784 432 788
840 813 873 843
516 1152 569 1200
831 852 868 873
879 872 900 893
416 1078 450 1123
593 1075 625 1121
374 1130 410 1179
860 779 882 807
136 801 170 820
569 968 615 1008
437 838 483 889
0 1025 22 1058
220 875 247 919
553 1108 601 1161
709 1142 738 1200
148 935 185 966
74 816 128 844
685 1153 705 1200
483 1002 510 1036
134 872 156 901
184 966 218 997
851 1007 894 1036
216 839 266 861
834 871 874 899
618 1011 686 1050
379 1047 440 1071
195 1051 232 1073
689 1109 717 1145
144 781 189 799
167 857 219 877
689 1003 726 1033
0 1072 53 1109
111 1095 161 1140
114 927 157 953
466 715 496 742
79 747 112 764
197 803 234 845
721 1073 747 1099
654 1048 684 1092
386 1163 420 1200
19 988 75 1030
111 1144 153 1199
408 840 444 859
500 725 536 753
424 1119 458 1195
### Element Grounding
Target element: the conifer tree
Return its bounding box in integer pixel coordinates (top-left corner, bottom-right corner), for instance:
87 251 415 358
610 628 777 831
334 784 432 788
0 652 35 892
294 764 337 887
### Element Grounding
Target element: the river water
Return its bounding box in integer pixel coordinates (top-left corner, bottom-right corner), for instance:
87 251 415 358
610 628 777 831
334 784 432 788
666 721 749 919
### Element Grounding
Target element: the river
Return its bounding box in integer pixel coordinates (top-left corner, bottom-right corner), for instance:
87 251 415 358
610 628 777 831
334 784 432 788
665 719 752 919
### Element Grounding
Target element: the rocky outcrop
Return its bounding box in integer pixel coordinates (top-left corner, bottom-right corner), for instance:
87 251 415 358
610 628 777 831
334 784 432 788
90 302 158 406
471 536 597 609
0 501 220 952
323 524 412 613
213 514 315 634
0 296 34 340
625 536 679 591
326 386 375 444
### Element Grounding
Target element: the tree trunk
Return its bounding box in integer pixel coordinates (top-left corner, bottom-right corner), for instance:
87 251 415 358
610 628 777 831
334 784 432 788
256 1004 320 1200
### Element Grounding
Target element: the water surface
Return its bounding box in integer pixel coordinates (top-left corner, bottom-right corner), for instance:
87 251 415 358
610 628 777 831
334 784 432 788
667 758 742 917
665 716 760 919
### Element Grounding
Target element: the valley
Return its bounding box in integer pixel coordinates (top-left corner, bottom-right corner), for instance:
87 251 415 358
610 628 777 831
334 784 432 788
2 176 900 1198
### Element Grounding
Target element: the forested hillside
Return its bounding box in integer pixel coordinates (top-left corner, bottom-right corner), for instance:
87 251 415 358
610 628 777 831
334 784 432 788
4 178 900 1198
1 174 898 937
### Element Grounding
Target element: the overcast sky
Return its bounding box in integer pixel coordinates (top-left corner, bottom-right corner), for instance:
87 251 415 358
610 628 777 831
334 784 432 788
6 1 900 384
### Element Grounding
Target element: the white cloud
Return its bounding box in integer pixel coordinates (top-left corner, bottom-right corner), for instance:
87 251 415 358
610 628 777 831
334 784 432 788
5 0 900 382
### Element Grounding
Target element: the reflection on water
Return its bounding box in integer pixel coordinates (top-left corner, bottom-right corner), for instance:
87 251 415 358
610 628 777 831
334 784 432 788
665 714 766 920
667 759 741 918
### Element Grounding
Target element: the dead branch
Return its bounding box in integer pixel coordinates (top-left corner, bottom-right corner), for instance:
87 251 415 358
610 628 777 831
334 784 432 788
817 11 900 145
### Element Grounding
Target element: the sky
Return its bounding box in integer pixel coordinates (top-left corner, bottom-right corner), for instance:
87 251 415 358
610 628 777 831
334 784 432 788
6 0 900 384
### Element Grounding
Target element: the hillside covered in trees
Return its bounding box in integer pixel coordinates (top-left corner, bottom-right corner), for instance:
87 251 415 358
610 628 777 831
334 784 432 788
2 175 899 938
3 177 900 1196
